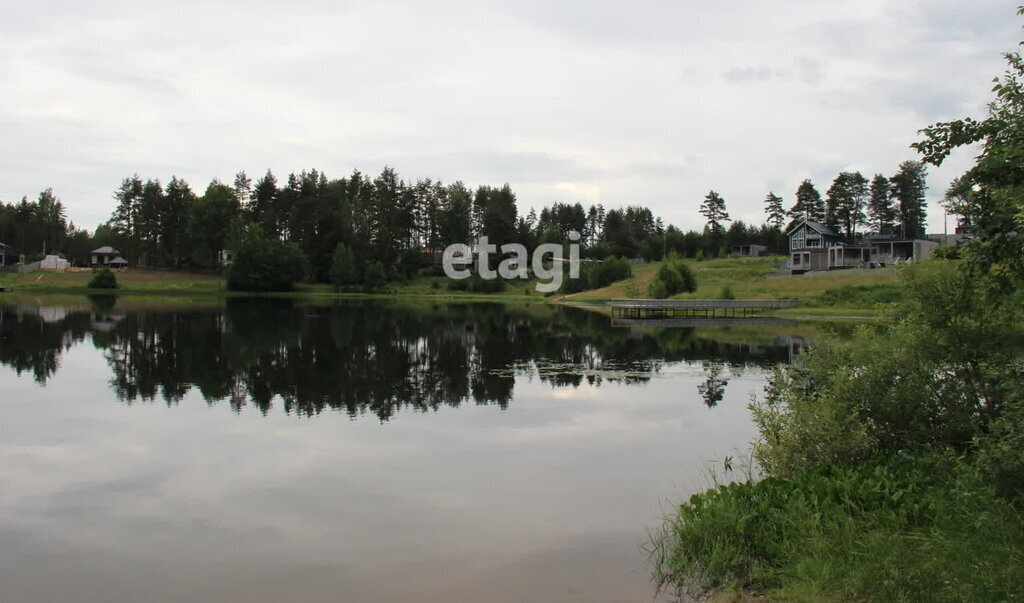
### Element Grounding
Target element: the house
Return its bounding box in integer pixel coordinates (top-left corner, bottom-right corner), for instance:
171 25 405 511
787 220 874 274
91 246 129 268
730 244 768 257
865 234 938 264
0 242 18 268
788 221 841 273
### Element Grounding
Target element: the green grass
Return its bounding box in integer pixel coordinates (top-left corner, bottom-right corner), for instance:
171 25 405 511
3 260 908 311
563 256 905 311
4 269 550 301
650 453 1024 601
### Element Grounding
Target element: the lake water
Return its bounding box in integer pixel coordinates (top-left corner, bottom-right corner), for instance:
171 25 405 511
0 299 816 603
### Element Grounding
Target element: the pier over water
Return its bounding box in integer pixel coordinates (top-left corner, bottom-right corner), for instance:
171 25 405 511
610 298 801 319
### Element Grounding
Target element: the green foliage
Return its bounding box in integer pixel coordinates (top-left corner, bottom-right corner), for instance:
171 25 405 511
87 268 118 289
699 190 730 238
788 179 824 223
752 262 1023 477
763 192 786 230
649 256 697 298
362 261 387 293
814 282 904 307
226 227 307 292
718 285 735 300
446 274 505 293
329 243 359 288
560 257 633 294
650 454 1024 601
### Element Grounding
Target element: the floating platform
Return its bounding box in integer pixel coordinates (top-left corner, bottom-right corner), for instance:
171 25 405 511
610 298 800 319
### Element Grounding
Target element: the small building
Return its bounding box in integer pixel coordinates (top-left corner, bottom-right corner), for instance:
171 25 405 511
39 255 70 270
0 242 18 268
91 246 129 268
730 244 768 257
866 235 938 264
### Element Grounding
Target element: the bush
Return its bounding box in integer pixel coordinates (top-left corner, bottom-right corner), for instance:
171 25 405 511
752 260 1023 477
648 256 697 298
719 285 735 300
87 268 118 289
226 233 307 292
588 256 633 289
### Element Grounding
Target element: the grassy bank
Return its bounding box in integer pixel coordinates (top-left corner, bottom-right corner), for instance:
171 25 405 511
651 453 1024 601
1 268 548 301
3 258 906 314
562 256 903 313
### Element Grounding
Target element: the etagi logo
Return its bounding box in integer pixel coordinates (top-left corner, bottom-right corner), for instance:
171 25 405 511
442 231 580 293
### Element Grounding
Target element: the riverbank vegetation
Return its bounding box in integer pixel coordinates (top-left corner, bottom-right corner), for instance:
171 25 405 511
651 26 1024 600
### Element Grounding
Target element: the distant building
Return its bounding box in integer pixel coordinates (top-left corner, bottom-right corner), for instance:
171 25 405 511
0 242 17 268
786 221 940 274
91 246 129 268
865 234 938 264
730 244 768 257
39 255 70 270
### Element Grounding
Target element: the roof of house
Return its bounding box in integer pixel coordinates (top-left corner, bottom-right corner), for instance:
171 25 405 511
91 246 120 254
787 220 839 237
108 256 129 265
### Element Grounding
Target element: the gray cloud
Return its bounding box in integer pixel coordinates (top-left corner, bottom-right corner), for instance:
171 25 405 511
0 0 1020 233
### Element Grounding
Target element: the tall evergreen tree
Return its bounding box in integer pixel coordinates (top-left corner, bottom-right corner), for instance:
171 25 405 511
699 190 730 238
867 174 896 234
788 179 824 223
163 176 195 267
110 175 144 263
826 171 869 241
891 160 929 239
763 192 786 229
250 170 278 235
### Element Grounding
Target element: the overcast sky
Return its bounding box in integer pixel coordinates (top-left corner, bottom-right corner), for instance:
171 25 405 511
1 0 1021 233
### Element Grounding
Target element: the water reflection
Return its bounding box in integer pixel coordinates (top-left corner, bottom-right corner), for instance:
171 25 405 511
1 299 811 420
0 298 833 603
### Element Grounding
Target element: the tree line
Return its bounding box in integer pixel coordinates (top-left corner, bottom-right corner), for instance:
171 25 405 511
0 158 936 281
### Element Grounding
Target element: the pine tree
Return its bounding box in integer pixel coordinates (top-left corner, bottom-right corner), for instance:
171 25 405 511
763 192 786 229
788 179 824 223
826 172 869 241
699 190 730 239
867 174 896 234
891 160 928 239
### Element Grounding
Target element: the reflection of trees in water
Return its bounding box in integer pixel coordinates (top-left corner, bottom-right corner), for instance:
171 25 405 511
0 300 803 420
697 362 729 408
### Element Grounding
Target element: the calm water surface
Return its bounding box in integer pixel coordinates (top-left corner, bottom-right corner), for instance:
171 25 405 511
0 299 817 603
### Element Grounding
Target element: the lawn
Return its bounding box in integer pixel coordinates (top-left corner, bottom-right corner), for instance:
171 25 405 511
562 256 904 311
10 269 226 293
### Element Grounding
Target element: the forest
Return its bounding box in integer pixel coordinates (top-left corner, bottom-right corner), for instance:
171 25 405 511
0 159 931 288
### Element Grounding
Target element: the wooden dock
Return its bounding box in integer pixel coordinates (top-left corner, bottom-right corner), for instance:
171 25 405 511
611 316 799 328
610 298 800 319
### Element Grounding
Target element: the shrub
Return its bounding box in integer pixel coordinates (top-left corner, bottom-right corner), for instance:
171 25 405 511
648 279 668 299
648 256 697 298
588 256 633 289
719 285 735 300
87 268 118 289
226 232 307 292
